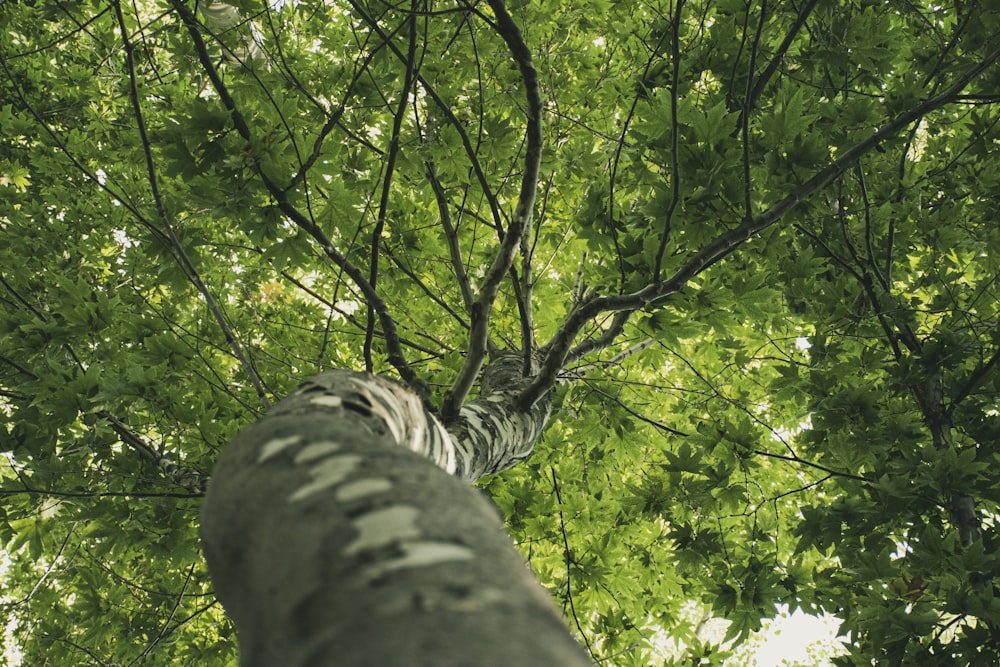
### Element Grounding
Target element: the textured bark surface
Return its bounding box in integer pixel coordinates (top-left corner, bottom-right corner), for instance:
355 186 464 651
200 367 591 666
446 352 553 480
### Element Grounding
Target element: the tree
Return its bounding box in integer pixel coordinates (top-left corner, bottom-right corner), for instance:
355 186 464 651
1 0 999 664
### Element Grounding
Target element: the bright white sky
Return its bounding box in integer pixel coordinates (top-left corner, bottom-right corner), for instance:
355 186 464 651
730 609 845 666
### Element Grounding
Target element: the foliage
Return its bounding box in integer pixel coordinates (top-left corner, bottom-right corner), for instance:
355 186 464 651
1 0 999 664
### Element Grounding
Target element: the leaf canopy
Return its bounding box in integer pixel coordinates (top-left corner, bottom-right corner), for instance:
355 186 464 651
2 0 1000 664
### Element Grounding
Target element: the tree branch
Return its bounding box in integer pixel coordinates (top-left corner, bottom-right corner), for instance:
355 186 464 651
365 5 419 373
652 0 684 280
744 0 820 114
564 310 631 365
519 197 536 373
519 47 1000 408
100 410 210 494
441 0 543 419
425 161 476 315
951 344 1000 411
584 382 689 437
738 0 768 220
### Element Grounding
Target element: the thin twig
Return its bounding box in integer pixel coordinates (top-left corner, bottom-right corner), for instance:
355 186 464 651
751 450 871 483
550 468 599 662
366 4 419 372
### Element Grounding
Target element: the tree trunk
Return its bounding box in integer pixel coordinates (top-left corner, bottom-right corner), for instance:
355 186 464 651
200 364 592 666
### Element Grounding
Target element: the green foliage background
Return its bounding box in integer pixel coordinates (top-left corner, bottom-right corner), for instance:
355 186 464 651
1 0 999 664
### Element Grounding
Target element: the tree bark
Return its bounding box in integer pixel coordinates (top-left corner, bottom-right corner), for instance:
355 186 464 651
200 365 592 666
